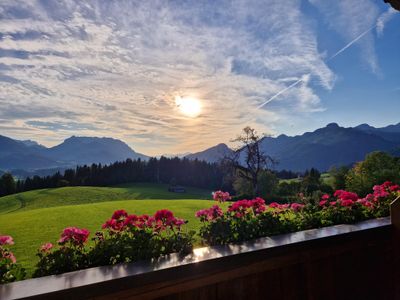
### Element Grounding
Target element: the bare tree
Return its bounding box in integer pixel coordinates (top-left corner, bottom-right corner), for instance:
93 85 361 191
223 127 275 196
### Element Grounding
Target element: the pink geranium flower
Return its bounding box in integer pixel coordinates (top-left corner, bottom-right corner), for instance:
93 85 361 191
195 205 223 221
291 203 305 212
0 235 14 246
213 191 231 203
112 209 129 220
1 250 16 263
321 194 330 200
58 227 90 246
40 242 53 253
334 190 358 201
340 199 355 207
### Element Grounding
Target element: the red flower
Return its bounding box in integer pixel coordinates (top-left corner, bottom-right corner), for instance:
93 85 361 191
319 200 327 206
58 227 90 246
1 249 16 263
334 190 358 201
291 203 305 212
40 243 53 253
340 199 355 207
213 191 231 203
112 209 128 220
321 194 330 200
357 198 374 208
269 202 280 208
250 198 266 214
195 205 223 221
102 218 125 231
0 235 14 246
154 209 174 222
268 202 290 212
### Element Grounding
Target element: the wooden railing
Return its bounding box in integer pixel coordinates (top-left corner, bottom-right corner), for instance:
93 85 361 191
1 196 399 300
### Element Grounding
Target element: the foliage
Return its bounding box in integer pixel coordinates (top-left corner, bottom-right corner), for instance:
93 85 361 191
345 152 400 196
0 173 16 197
33 209 194 277
223 127 274 196
233 169 278 199
329 166 350 190
301 168 322 194
0 236 26 283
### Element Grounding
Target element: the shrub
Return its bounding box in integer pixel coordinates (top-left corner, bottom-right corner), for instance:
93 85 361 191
0 235 26 283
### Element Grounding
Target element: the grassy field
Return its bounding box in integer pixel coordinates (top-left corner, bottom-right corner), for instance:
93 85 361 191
279 173 334 187
0 183 222 276
0 182 211 214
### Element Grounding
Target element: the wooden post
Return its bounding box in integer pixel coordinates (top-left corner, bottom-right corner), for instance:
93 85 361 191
390 195 400 230
390 195 400 299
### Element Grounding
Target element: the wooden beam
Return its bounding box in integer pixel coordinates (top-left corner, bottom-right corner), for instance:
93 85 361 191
390 195 400 231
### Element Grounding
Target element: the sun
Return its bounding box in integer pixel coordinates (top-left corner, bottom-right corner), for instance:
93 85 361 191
175 96 202 118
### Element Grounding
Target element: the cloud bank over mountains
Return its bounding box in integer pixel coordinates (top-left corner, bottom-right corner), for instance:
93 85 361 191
0 0 395 155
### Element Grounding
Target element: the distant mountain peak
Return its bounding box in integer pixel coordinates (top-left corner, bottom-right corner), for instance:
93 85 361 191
326 122 340 128
185 143 233 163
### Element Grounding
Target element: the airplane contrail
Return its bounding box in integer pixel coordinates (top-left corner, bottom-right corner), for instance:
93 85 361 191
256 78 303 109
327 24 377 61
257 24 378 110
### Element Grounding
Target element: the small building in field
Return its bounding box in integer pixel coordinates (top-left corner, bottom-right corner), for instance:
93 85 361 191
168 185 186 193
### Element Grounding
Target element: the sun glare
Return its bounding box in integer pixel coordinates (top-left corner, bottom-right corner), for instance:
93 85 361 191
175 96 202 118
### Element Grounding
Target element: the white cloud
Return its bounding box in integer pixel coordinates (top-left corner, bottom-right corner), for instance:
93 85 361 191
377 7 397 36
0 0 337 155
309 0 381 73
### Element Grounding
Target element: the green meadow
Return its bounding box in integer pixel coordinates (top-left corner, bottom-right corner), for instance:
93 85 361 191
0 183 226 276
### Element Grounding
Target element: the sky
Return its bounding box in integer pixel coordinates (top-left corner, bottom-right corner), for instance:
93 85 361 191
0 0 399 156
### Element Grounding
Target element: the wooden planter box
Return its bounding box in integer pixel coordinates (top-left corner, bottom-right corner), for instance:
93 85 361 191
2 197 400 300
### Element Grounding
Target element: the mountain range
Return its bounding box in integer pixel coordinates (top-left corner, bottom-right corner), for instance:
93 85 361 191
0 135 147 174
1 122 400 175
185 122 400 172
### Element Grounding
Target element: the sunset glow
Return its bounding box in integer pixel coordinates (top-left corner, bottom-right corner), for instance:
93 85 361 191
175 96 202 118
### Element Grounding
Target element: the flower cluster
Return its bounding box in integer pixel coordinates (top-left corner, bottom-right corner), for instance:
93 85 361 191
102 209 186 233
0 236 14 246
58 227 90 247
197 185 399 245
212 191 231 203
0 235 26 283
0 236 16 264
195 205 223 221
34 208 193 277
40 243 53 253
318 182 399 213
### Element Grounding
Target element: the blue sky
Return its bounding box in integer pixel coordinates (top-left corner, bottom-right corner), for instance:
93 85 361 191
0 0 399 155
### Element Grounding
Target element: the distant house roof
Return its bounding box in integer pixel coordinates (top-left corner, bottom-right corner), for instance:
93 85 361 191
168 185 186 193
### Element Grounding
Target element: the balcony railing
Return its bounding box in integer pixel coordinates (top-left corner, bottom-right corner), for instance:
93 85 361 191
1 196 399 300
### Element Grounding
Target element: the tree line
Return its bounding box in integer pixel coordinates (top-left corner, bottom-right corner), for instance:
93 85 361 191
0 157 228 197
